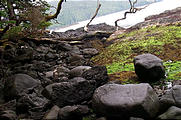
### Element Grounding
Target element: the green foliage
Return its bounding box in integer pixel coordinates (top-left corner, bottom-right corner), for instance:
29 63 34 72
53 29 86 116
92 24 181 84
2 26 23 39
164 61 181 81
92 25 181 65
0 0 51 39
38 21 52 29
107 63 134 74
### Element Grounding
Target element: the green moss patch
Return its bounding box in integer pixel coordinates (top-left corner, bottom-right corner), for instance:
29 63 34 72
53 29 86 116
92 24 181 83
164 61 181 81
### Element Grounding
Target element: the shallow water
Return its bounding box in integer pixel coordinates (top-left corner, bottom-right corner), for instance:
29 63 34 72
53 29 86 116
54 0 181 32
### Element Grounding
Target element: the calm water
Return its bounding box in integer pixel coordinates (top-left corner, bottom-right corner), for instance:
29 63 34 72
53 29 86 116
53 0 181 32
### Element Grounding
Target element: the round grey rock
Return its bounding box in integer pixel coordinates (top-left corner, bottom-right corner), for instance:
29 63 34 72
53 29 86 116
92 83 160 119
133 53 165 82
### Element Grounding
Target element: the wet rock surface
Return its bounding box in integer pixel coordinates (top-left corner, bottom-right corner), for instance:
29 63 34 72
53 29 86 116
0 23 113 119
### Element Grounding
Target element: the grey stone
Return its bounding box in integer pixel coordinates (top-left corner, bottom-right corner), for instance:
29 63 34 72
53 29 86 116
14 47 34 62
52 77 96 107
69 66 91 78
133 53 165 82
53 66 70 80
43 77 96 107
68 53 85 66
46 71 54 78
45 52 58 60
82 48 99 56
16 86 49 114
55 42 73 51
92 83 160 119
82 66 109 87
43 105 60 120
58 105 89 120
160 85 181 112
4 74 40 101
173 80 181 86
42 83 54 100
158 106 181 119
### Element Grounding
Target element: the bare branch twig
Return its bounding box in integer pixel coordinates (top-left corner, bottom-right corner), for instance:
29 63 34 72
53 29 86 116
115 0 150 30
84 0 101 32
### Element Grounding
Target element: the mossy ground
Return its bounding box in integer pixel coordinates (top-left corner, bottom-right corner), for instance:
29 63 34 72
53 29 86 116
92 24 181 83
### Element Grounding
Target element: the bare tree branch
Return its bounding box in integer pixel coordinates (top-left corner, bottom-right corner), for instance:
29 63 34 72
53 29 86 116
115 0 150 30
84 0 101 32
45 0 65 21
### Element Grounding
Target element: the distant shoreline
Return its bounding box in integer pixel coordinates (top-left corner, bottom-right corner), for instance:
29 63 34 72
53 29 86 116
51 0 181 32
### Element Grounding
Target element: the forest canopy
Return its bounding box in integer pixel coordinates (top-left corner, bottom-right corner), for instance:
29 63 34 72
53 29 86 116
0 0 65 39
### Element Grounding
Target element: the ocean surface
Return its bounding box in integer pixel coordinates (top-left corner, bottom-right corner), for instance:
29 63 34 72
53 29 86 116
53 0 181 32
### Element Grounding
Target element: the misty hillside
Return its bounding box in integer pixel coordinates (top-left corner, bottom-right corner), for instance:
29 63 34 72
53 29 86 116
48 0 159 29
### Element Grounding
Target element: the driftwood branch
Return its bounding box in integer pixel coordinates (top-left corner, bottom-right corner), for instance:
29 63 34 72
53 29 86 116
84 0 101 32
115 0 149 29
45 0 65 21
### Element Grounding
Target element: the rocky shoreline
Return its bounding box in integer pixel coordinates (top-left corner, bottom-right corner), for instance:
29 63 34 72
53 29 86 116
0 7 181 120
0 23 118 120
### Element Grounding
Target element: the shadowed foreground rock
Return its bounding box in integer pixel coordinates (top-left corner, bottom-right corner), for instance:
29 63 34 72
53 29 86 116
58 105 89 120
158 106 181 119
160 85 181 112
4 74 40 101
42 77 96 107
133 53 165 82
92 83 160 119
82 66 109 87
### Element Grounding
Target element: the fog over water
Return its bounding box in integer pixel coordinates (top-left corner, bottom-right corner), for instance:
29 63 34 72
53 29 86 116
53 0 181 32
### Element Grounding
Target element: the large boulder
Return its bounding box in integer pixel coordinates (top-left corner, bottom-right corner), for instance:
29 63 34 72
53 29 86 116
4 74 40 101
92 83 160 119
133 53 165 82
82 66 109 87
42 77 96 107
160 85 181 112
158 106 181 119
